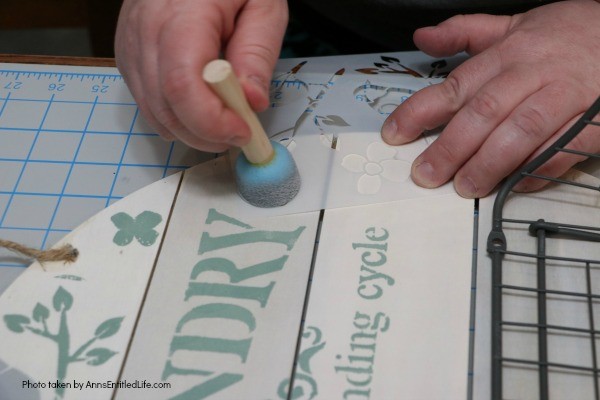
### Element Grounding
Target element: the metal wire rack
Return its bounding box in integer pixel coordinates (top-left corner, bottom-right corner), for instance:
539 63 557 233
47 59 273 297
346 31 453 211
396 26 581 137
487 96 600 399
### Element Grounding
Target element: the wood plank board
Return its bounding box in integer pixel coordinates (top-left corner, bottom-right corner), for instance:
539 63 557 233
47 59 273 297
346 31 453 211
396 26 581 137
0 172 182 400
0 51 480 399
117 157 320 399
291 194 474 399
0 153 477 399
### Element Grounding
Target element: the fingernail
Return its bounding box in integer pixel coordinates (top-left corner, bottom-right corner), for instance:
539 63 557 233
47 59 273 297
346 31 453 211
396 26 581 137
381 118 398 143
412 160 436 187
456 176 478 198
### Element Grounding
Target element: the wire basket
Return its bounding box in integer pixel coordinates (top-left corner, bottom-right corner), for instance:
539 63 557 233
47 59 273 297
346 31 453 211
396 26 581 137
487 96 600 399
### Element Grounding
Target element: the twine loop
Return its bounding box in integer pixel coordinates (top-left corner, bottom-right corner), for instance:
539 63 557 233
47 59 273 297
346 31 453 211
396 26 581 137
0 239 78 264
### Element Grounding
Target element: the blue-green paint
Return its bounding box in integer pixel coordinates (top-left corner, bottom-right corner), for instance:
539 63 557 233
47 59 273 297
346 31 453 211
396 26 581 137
3 287 124 398
111 210 162 247
163 209 308 399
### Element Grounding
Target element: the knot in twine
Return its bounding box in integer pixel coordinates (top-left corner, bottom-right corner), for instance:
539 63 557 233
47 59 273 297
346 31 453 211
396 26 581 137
0 239 78 264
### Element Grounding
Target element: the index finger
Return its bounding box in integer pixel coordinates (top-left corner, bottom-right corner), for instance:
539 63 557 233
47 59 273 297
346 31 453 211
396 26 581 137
157 1 252 148
381 48 503 146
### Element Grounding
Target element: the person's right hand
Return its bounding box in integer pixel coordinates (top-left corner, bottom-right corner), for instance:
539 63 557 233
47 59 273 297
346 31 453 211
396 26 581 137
115 0 288 152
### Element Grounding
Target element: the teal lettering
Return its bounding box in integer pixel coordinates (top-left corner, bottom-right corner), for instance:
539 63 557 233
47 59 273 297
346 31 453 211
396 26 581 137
347 374 372 387
170 335 252 363
334 365 373 374
190 256 288 283
176 303 256 334
185 282 275 308
351 242 387 252
361 251 386 267
162 360 212 380
358 283 382 300
351 331 377 343
365 227 388 241
353 312 371 329
349 344 376 355
372 312 390 332
199 227 305 254
205 209 253 229
359 266 395 286
343 388 371 399
169 373 243 400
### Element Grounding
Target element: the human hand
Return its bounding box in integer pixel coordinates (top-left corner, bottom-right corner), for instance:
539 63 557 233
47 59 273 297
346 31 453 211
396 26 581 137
381 0 600 198
115 0 288 152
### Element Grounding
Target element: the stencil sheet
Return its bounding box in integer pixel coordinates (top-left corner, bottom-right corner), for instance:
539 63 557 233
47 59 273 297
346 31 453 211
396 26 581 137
0 51 465 292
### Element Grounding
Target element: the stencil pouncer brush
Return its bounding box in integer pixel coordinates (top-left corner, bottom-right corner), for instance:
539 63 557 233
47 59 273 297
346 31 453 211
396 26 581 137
203 60 301 207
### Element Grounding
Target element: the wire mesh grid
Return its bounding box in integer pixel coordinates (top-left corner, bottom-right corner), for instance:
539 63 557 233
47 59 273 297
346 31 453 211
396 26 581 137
487 96 600 399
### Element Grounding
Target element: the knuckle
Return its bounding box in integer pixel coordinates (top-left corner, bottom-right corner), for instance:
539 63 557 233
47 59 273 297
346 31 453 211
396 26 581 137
511 106 547 141
434 139 461 166
239 43 278 69
469 91 500 121
401 96 421 121
498 30 533 54
480 151 504 178
565 134 590 162
440 73 463 106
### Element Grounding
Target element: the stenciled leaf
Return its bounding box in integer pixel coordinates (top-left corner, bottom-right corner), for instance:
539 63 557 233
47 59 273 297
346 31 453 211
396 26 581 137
134 229 159 247
381 55 400 63
321 115 350 127
110 212 134 230
52 286 73 312
85 348 117 366
94 317 124 339
135 211 162 229
4 314 30 333
32 303 50 322
355 68 379 75
113 230 133 247
431 59 447 69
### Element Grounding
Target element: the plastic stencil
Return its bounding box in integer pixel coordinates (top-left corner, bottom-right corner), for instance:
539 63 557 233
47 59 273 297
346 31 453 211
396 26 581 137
0 52 466 291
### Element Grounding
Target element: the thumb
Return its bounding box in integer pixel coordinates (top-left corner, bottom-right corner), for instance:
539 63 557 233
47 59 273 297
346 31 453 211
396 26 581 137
226 0 289 112
414 13 514 57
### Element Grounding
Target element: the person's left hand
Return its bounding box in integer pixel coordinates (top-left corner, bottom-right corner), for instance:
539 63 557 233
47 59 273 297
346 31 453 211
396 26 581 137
381 0 600 198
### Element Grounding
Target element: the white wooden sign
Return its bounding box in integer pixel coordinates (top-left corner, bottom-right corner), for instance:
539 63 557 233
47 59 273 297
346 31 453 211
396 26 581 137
0 153 475 400
0 52 477 400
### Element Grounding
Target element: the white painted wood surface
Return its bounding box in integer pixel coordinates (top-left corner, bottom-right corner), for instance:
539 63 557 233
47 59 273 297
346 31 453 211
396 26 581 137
0 173 182 400
0 151 477 400
293 194 474 400
117 158 320 399
0 52 480 400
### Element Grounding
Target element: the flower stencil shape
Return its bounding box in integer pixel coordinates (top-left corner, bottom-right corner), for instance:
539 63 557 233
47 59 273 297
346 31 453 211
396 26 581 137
342 142 411 194
111 211 162 246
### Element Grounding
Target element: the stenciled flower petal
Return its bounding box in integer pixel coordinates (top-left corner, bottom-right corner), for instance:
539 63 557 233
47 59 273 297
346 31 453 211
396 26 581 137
341 154 367 173
357 174 381 194
367 141 396 162
380 159 411 182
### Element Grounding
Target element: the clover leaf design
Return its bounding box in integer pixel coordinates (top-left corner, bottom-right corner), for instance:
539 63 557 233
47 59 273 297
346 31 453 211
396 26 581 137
111 211 162 247
341 142 411 194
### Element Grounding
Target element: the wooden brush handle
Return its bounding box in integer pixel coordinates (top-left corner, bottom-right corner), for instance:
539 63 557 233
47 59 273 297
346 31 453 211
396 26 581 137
203 59 273 164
